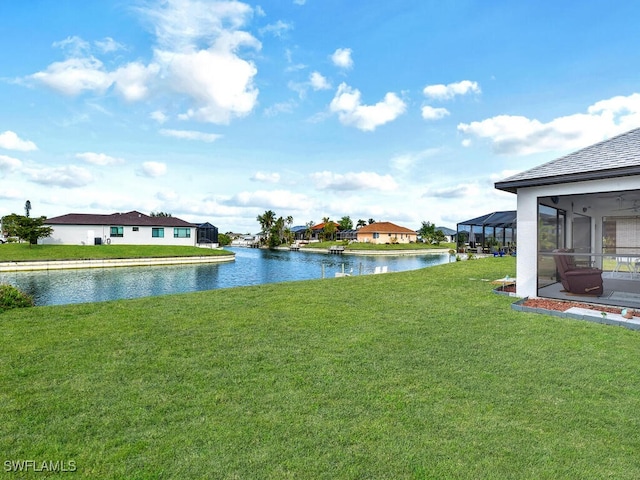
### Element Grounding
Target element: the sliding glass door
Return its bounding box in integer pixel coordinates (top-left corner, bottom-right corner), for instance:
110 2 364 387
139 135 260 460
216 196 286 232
538 204 566 289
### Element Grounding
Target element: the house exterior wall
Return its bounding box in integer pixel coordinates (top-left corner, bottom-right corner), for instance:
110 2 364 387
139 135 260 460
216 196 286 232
516 175 640 298
356 231 416 244
42 224 196 246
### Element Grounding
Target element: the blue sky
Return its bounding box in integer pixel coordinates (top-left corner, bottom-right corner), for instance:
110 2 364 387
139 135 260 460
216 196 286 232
2 1 640 233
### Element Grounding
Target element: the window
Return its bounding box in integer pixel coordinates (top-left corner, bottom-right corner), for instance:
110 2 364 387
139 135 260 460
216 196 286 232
110 226 123 237
152 228 164 238
373 233 380 239
174 228 191 238
132 227 139 232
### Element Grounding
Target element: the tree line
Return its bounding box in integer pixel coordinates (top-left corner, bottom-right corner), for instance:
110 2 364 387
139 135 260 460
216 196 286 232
256 211 447 247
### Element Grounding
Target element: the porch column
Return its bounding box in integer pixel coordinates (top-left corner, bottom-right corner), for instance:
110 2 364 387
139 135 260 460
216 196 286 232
516 188 538 298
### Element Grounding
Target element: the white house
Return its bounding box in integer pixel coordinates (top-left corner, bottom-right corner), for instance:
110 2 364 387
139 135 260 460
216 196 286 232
495 127 640 308
43 211 197 247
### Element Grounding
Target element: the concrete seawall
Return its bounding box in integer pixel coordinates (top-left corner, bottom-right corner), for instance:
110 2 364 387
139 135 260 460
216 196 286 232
0 254 235 272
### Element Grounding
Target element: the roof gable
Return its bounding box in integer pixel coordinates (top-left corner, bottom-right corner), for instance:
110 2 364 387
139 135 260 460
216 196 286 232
495 127 640 193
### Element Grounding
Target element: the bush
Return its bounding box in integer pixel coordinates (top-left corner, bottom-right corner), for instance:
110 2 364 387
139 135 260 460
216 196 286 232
0 284 34 313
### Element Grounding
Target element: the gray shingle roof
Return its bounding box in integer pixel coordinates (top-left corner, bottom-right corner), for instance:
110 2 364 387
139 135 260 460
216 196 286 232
495 127 640 193
46 210 195 227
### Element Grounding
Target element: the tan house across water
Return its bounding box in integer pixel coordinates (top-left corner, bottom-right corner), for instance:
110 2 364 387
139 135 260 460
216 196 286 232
356 222 417 244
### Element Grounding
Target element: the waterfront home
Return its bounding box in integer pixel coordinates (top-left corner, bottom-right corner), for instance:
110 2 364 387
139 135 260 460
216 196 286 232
43 211 201 247
495 126 640 308
356 222 417 244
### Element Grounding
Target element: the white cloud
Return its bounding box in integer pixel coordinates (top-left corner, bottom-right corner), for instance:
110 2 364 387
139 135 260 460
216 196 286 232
423 80 480 100
139 0 254 51
264 100 297 117
390 148 442 173
95 37 125 54
150 110 168 124
0 131 37 151
458 93 640 155
29 1 261 124
159 129 222 142
139 161 167 178
25 165 93 188
0 154 22 172
421 105 450 120
310 171 398 191
329 83 406 131
30 57 112 96
224 189 310 209
0 188 22 200
309 71 331 91
259 20 293 37
331 48 353 69
251 172 281 183
160 31 261 124
293 0 306 4
422 183 477 199
111 62 160 102
76 152 125 166
52 36 91 56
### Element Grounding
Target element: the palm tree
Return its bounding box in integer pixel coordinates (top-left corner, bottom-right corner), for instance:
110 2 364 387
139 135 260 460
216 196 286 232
339 216 353 230
356 219 367 229
257 210 276 245
304 221 314 241
322 216 336 241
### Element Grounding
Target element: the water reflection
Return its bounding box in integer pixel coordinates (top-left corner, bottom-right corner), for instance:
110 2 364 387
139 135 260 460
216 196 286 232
0 247 451 306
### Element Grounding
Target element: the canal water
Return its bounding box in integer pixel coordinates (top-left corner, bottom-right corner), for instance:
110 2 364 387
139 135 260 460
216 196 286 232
0 247 452 306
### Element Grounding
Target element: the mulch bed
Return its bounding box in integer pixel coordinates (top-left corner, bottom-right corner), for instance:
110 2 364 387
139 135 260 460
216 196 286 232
496 284 629 315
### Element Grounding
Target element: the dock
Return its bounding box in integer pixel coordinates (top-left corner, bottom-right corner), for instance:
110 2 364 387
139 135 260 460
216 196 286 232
328 246 345 254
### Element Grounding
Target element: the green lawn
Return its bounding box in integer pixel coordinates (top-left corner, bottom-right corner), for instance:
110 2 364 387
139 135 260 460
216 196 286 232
0 244 233 262
2 257 640 478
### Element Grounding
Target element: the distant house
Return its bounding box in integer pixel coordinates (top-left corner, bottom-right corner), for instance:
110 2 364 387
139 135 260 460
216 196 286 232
436 226 457 243
311 221 341 241
290 225 309 242
356 222 417 244
42 211 199 246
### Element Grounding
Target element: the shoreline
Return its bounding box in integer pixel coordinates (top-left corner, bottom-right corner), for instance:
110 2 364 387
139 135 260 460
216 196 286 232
286 247 453 256
0 254 235 272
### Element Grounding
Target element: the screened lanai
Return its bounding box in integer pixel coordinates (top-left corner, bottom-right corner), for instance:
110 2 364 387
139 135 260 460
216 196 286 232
456 211 517 254
494 127 640 310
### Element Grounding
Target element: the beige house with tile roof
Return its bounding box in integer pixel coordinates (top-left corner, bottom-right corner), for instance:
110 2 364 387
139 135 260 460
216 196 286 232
356 222 417 244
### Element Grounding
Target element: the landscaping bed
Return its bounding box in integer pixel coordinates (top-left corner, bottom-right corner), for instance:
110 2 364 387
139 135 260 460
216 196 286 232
496 284 631 315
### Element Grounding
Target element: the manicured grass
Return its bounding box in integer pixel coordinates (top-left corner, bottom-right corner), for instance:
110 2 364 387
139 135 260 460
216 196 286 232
2 257 640 478
0 243 233 262
303 241 455 251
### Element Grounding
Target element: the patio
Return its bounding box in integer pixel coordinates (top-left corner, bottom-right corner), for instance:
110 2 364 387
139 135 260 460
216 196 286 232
538 271 640 309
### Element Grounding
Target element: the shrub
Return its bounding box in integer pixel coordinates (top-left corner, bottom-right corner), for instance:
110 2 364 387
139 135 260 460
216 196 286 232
0 284 34 313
